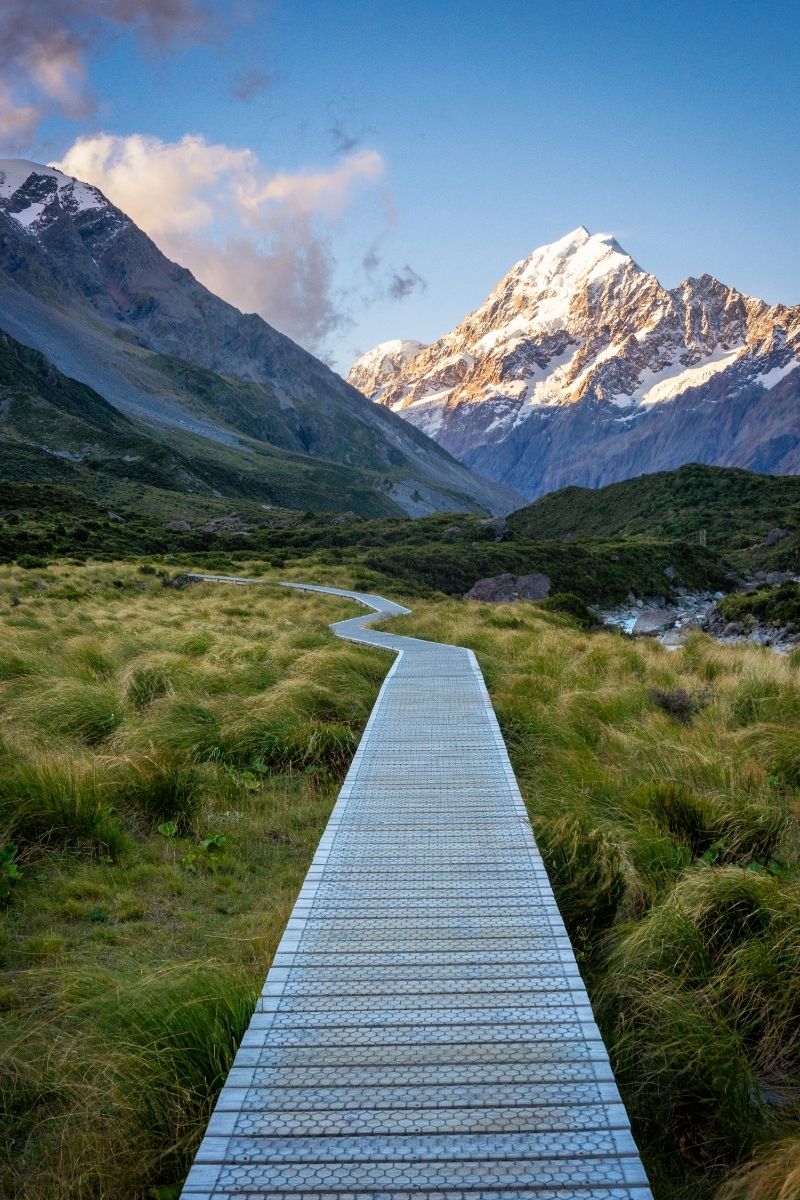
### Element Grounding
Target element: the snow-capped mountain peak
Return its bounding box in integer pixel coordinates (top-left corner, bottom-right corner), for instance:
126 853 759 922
516 226 632 292
348 228 800 498
348 338 426 400
0 158 108 235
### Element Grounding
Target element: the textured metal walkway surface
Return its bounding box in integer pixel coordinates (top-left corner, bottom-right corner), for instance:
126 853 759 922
181 578 652 1200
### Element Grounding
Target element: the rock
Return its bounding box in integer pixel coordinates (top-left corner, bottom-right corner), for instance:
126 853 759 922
107 511 123 522
766 571 792 586
763 528 791 547
330 511 359 525
632 608 679 636
199 514 245 534
515 573 552 600
660 628 688 647
477 516 508 542
170 573 204 590
722 621 744 637
464 572 551 603
166 519 191 532
664 565 677 580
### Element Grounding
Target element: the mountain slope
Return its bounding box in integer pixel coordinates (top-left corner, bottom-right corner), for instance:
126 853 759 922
0 326 448 519
508 462 800 547
0 159 518 517
349 227 800 498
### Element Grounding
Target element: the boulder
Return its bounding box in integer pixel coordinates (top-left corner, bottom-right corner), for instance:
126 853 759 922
763 528 791 547
477 516 509 542
660 628 688 647
722 621 744 637
165 519 191 532
464 572 551 603
766 571 793 586
632 608 678 636
199 514 245 534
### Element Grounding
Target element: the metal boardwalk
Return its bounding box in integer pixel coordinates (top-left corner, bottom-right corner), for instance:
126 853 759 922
181 580 651 1200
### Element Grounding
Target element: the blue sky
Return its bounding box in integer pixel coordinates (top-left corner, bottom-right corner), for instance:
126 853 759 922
5 0 800 371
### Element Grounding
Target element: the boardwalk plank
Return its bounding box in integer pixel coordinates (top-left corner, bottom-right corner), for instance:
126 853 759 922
179 580 651 1199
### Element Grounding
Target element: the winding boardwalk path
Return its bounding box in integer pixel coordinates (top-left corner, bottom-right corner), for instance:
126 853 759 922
181 579 652 1200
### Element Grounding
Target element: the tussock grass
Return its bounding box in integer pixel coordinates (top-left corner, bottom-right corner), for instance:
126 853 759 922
0 561 387 1198
716 1137 800 1199
389 598 800 1200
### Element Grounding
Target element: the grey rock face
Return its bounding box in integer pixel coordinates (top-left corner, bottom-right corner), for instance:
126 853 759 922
632 609 679 636
763 528 791 547
464 572 551 602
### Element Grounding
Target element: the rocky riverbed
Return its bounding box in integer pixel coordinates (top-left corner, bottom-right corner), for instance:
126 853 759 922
599 576 800 652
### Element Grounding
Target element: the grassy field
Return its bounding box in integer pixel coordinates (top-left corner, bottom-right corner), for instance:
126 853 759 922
386 599 800 1200
0 563 390 1199
2 560 799 1199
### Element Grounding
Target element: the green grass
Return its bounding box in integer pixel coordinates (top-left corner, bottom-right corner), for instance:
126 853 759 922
386 598 800 1200
4 557 800 1199
0 563 389 1198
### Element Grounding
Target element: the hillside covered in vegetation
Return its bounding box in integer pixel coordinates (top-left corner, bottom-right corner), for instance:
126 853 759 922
510 463 800 551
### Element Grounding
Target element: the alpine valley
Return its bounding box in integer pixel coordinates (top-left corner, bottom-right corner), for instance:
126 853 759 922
0 159 518 520
349 227 800 499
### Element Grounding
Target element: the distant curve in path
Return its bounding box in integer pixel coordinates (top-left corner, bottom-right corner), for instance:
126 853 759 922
180 576 652 1200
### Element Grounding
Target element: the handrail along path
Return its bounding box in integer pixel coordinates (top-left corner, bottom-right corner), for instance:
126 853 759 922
180 576 652 1199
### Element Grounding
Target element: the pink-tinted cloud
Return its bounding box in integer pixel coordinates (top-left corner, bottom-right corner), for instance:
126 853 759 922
56 132 386 351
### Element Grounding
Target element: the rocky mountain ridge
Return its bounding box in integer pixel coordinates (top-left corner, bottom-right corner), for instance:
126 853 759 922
349 227 800 498
0 159 518 517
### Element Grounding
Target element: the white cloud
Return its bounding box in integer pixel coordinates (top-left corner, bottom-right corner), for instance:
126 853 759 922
56 132 386 352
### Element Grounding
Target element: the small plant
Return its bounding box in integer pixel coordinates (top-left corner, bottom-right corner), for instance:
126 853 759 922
0 842 22 903
199 833 226 852
648 686 707 723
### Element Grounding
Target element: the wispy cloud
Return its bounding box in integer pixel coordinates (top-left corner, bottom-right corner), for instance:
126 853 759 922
388 263 427 300
56 132 386 353
329 123 362 155
0 0 211 144
231 65 273 102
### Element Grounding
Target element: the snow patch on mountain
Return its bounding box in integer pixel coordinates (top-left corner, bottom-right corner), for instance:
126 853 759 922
0 159 105 234
626 346 746 408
